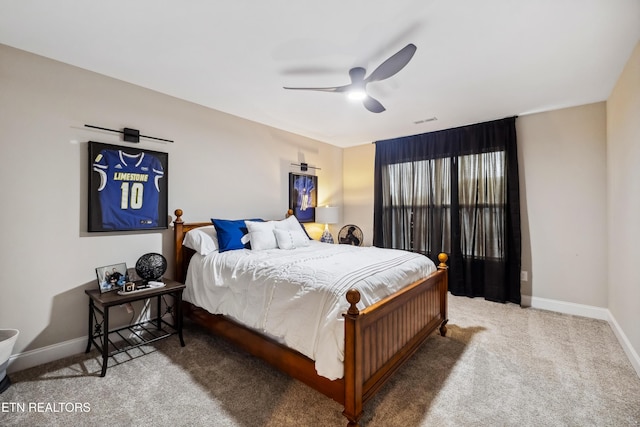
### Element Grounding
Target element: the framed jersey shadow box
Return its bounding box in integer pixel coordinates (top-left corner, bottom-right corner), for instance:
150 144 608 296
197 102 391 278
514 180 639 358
88 141 168 232
288 172 317 223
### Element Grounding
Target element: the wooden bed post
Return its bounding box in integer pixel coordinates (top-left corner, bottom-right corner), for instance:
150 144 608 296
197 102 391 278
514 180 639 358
437 252 449 336
343 289 363 427
172 210 214 284
173 209 185 283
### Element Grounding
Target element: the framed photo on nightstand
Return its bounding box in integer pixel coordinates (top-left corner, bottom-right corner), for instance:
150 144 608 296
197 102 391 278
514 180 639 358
95 262 129 293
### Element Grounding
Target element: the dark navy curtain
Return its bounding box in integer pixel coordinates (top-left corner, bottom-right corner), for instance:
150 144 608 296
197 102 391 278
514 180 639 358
373 117 521 304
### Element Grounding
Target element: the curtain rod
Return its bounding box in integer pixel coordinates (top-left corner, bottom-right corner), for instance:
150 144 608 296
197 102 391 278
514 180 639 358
372 116 519 144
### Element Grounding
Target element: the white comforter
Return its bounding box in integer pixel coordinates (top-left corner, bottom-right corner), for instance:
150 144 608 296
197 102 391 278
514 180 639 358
183 241 435 380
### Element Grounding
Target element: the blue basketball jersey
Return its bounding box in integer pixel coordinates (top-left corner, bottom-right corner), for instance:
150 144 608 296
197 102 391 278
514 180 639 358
93 149 164 230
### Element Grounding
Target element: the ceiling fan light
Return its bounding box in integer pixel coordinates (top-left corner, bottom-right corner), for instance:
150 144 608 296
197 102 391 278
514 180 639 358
347 90 367 101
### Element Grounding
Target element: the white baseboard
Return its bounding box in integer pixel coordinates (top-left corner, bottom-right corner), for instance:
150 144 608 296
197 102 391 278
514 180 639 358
7 336 87 374
524 295 640 378
527 295 610 320
606 311 640 378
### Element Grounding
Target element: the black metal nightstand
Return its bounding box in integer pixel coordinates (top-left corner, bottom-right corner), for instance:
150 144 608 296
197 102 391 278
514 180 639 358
85 278 186 377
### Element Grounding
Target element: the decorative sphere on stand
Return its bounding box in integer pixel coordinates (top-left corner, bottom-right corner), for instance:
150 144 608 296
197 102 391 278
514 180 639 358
135 253 167 283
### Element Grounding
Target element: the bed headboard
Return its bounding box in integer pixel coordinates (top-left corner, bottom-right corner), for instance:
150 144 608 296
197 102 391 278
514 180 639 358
173 208 296 283
173 209 211 283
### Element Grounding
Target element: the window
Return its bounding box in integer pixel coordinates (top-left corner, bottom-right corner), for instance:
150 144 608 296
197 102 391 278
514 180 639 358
382 151 505 259
383 158 451 256
458 151 505 259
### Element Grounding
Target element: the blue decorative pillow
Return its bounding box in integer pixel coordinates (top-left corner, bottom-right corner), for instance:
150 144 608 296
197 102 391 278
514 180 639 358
211 218 262 252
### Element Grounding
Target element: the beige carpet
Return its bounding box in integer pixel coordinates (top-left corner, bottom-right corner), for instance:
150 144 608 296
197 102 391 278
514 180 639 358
2 295 639 426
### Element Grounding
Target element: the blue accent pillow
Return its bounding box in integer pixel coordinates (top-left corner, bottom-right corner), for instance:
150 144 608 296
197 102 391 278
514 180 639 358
211 218 262 252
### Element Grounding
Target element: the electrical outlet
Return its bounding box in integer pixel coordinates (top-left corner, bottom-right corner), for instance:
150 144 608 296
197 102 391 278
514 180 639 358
520 271 528 282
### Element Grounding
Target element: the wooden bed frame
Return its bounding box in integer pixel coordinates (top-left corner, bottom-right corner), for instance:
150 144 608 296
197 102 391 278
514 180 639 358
172 209 449 427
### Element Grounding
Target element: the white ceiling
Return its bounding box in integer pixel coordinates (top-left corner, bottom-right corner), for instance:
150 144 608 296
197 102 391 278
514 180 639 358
1 1 638 148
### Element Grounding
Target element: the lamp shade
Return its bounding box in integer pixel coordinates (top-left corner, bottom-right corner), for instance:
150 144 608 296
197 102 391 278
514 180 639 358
316 206 339 225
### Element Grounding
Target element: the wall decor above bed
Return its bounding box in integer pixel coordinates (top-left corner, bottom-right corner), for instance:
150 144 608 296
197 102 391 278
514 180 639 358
288 172 317 223
88 141 168 232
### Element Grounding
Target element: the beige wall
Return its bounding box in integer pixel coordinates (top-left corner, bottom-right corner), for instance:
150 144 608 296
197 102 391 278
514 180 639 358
607 41 640 364
342 143 375 246
0 44 342 362
517 102 608 306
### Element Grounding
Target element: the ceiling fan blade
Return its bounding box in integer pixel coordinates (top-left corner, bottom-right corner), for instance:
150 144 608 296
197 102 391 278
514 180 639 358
365 43 417 83
283 84 352 93
363 95 386 113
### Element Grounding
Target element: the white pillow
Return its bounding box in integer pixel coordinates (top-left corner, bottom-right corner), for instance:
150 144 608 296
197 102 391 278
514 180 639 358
245 220 278 251
182 226 218 255
275 215 305 232
274 228 310 250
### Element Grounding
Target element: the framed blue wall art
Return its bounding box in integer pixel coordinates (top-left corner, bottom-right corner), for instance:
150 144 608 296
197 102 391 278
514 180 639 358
288 173 317 223
88 141 168 232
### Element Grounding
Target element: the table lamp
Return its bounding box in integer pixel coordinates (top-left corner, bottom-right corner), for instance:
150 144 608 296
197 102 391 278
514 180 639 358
316 206 339 243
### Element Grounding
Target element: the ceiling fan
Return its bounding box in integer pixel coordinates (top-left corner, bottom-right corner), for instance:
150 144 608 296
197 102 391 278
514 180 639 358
283 43 417 113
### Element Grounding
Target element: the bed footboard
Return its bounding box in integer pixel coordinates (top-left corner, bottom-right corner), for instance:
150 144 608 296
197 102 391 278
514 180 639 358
342 254 449 426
